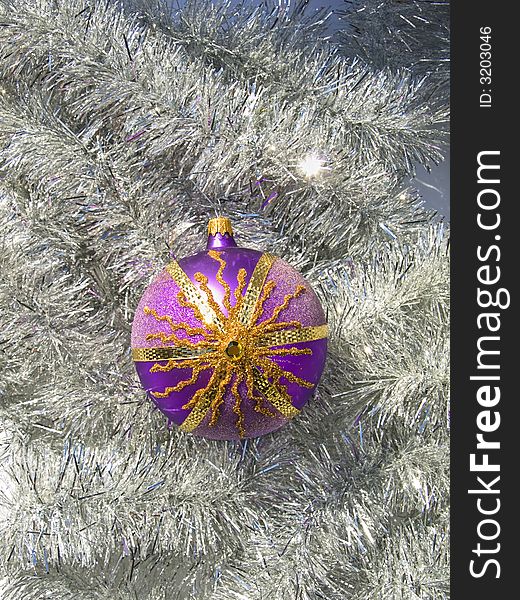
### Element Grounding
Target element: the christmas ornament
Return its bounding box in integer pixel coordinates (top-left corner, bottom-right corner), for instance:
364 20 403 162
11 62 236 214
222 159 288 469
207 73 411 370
131 217 328 439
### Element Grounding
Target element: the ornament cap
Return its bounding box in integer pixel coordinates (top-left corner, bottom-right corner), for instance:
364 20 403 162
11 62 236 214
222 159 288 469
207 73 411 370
206 217 237 250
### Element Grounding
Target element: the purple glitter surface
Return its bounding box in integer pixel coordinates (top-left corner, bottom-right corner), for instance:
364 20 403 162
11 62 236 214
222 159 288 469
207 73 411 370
131 246 327 440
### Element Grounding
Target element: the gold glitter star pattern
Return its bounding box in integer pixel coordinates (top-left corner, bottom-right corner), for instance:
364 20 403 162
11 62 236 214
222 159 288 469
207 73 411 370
132 251 328 437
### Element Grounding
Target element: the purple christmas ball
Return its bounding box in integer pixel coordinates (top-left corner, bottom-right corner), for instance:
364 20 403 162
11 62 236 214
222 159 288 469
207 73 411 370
131 217 328 440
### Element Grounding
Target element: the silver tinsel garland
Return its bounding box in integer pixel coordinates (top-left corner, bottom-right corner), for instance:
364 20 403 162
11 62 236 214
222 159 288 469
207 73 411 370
338 0 450 86
0 1 449 598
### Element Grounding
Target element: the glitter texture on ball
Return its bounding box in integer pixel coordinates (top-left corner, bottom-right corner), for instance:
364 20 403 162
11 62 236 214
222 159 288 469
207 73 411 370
131 217 328 440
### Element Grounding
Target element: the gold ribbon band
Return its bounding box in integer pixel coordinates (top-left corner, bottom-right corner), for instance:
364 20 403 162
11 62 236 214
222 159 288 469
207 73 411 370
238 253 276 327
257 324 329 348
252 368 300 419
132 346 213 362
133 324 328 362
179 386 219 433
165 259 224 330
177 367 302 433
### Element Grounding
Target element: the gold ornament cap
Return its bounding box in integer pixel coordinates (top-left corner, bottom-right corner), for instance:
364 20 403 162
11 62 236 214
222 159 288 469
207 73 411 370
207 217 237 250
208 217 233 236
